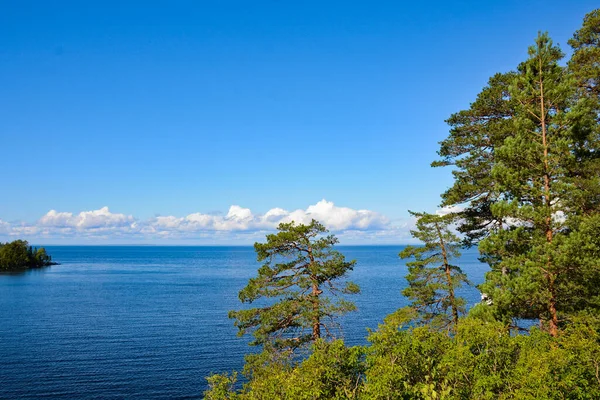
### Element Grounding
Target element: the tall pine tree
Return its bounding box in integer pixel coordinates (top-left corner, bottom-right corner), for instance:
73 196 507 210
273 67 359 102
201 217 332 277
229 220 359 351
436 27 600 335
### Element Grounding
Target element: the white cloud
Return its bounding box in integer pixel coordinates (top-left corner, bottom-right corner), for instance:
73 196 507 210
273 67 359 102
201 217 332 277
144 199 389 237
39 207 135 229
264 208 288 222
281 199 388 230
0 200 413 244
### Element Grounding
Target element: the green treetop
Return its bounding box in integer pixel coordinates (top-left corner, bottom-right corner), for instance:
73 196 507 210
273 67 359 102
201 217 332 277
229 220 359 352
569 9 600 101
568 9 600 216
400 211 469 334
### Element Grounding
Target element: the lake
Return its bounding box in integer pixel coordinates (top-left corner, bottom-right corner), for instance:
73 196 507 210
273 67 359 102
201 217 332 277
0 246 486 399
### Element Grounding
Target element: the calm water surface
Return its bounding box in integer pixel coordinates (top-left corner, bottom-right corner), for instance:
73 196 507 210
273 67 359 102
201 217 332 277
0 246 486 398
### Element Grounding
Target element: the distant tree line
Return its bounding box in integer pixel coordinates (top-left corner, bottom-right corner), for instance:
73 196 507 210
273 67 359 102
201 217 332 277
205 9 600 399
0 240 55 271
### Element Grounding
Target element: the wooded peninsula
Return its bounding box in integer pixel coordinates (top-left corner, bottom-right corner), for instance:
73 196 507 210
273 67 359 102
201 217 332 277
0 240 55 272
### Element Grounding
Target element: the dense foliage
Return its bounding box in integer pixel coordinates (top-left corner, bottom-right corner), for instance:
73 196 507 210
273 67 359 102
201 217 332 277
207 312 600 399
205 9 600 399
0 240 54 271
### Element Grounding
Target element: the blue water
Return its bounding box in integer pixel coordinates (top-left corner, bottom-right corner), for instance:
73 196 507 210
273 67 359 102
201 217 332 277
0 246 486 399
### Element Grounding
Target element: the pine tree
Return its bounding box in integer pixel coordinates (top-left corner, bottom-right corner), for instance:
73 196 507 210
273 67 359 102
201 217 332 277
433 72 517 246
568 9 600 216
399 211 469 333
229 220 359 351
435 28 600 335
569 9 600 101
478 33 578 336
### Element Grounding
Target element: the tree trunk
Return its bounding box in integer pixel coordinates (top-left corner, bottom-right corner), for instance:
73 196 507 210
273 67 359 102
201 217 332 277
307 242 321 341
311 282 321 341
539 57 559 337
436 224 459 330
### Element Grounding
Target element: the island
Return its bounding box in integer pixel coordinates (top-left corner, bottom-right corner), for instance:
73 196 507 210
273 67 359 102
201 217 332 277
0 240 56 271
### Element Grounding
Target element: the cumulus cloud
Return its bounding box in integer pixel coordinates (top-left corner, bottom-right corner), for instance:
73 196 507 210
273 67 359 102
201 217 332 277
282 200 388 230
0 200 409 244
144 199 389 236
39 207 135 229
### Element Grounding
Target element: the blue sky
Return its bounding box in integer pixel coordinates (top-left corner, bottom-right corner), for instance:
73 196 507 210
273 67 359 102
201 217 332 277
1 1 597 244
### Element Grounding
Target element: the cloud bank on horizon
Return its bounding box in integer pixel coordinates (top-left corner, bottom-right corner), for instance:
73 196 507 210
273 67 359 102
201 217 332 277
0 200 428 244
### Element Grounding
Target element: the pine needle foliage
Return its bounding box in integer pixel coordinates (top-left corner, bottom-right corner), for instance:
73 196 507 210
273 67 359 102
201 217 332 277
229 220 359 351
434 30 600 335
569 9 600 100
400 211 469 333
